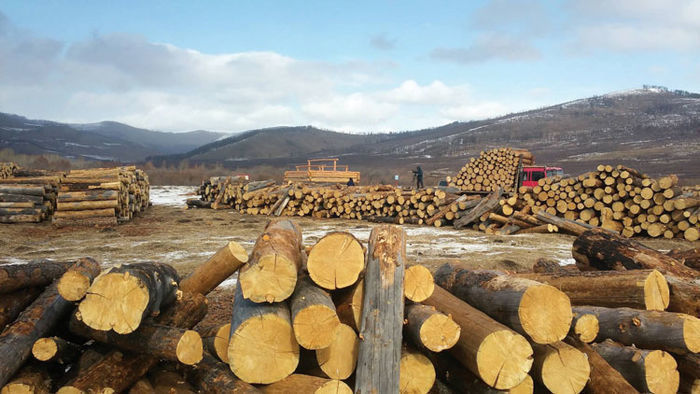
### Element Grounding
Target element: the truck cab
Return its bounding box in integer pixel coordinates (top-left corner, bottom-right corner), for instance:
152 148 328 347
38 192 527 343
520 166 563 187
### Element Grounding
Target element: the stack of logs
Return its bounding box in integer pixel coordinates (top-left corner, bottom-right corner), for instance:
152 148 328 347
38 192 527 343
518 164 700 241
0 168 62 223
0 162 19 179
1 220 698 393
53 166 150 227
450 147 533 193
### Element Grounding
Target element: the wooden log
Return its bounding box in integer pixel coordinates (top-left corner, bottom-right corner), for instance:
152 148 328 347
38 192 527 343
78 262 180 334
562 336 639 394
665 276 700 316
228 281 299 384
591 340 679 394
434 263 572 344
513 224 557 234
454 188 502 229
69 314 204 365
128 378 155 394
334 280 363 331
261 374 352 394
0 366 50 394
572 305 700 354
534 211 589 236
179 241 248 294
667 247 700 270
56 200 118 211
0 193 43 203
290 274 340 350
531 258 576 274
0 260 74 294
0 287 41 330
404 303 460 352
199 323 230 363
148 368 194 393
513 269 670 311
572 229 698 278
315 323 358 380
423 286 533 390
56 257 101 302
399 347 436 394
57 190 119 202
0 185 45 196
0 258 98 387
425 194 468 225
530 341 590 394
307 231 364 290
31 337 81 364
569 310 599 343
186 354 260 393
404 265 434 302
676 353 700 394
239 219 304 303
53 208 116 219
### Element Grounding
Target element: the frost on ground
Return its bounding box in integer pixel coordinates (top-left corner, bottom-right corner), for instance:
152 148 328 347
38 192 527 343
149 186 195 207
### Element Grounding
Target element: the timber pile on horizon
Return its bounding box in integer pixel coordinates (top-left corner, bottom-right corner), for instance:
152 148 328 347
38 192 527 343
0 166 63 223
0 162 19 179
2 220 697 393
449 147 534 193
52 166 150 227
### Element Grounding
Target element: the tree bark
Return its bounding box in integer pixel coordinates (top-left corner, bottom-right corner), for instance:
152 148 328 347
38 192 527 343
665 276 700 316
78 262 180 334
239 219 304 303
0 260 75 294
667 247 700 270
0 365 50 394
434 262 572 344
0 287 41 330
355 225 406 394
572 305 700 354
562 336 639 394
179 241 248 294
404 303 460 352
676 353 699 394
187 354 260 393
572 229 698 278
307 231 365 290
422 286 533 390
290 274 340 350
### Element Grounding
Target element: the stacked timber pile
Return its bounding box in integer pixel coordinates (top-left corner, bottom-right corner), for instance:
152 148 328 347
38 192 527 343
0 172 62 223
450 147 533 193
518 164 700 241
53 166 150 227
0 162 19 179
2 221 699 392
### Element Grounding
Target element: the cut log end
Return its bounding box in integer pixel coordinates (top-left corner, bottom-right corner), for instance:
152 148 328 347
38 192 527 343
645 350 680 394
31 338 58 361
404 265 435 302
519 284 573 344
176 330 204 365
538 342 590 394
228 313 299 384
477 330 534 390
316 323 358 380
239 254 298 303
510 375 534 394
293 304 340 350
307 232 365 290
57 271 93 302
399 351 436 394
315 380 353 394
573 314 599 343
644 270 670 311
227 241 250 263
685 316 700 353
419 312 460 352
211 323 231 363
78 272 150 334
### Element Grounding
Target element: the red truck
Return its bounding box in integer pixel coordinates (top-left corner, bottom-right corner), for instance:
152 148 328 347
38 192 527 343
519 166 564 187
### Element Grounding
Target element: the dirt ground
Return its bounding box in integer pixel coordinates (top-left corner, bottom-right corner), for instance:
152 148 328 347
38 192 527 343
1 186 696 326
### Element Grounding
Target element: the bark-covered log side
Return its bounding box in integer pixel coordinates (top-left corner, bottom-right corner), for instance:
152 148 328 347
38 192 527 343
0 260 74 294
0 287 41 330
665 276 700 316
186 354 260 393
0 365 51 394
355 225 407 394
180 241 249 295
667 247 700 270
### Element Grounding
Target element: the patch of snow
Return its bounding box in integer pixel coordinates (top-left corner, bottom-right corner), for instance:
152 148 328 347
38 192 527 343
219 276 238 288
102 142 122 146
0 258 31 265
0 127 31 131
81 154 114 161
65 142 91 148
149 186 196 207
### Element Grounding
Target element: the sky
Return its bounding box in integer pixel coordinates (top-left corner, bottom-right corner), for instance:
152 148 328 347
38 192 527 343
0 1 699 133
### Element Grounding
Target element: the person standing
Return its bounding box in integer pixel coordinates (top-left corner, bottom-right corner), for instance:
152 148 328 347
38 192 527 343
412 166 424 189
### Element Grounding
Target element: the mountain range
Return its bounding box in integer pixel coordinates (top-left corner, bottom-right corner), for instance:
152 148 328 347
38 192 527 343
2 86 699 183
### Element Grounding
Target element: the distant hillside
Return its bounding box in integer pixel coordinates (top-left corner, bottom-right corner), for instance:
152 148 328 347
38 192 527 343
153 87 700 182
0 113 229 161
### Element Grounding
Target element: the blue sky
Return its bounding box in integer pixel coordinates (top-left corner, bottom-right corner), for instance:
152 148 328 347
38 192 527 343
1 1 699 132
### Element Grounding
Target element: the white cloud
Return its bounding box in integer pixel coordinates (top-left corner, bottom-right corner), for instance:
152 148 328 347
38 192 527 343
441 102 509 121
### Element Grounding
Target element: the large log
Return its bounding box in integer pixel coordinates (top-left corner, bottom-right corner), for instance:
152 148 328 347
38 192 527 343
404 265 434 302
0 185 45 196
530 341 590 394
562 336 639 394
0 193 43 203
667 247 700 270
355 225 406 394
307 231 365 290
228 281 299 384
315 323 358 380
53 208 116 219
0 260 74 294
423 286 533 390
199 323 231 363
239 219 304 303
52 216 118 228
514 269 670 311
591 340 679 394
399 347 436 394
0 365 51 394
179 241 248 294
57 190 119 202
56 200 118 211
261 374 352 394
187 354 260 393
69 314 204 365
434 263 572 344
665 276 700 316
404 303 460 352
149 368 195 393
453 188 502 229
290 274 340 350
572 229 698 278
56 257 101 302
0 287 42 330
78 262 180 334
573 305 700 354
676 353 700 394
0 258 100 387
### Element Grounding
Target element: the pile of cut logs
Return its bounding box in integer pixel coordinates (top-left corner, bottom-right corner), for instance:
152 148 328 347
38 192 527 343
2 220 697 393
0 162 19 179
518 164 700 241
0 169 62 223
53 166 150 227
449 147 533 193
